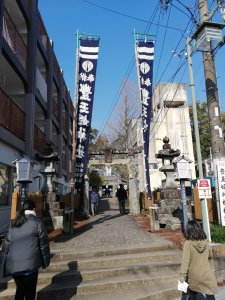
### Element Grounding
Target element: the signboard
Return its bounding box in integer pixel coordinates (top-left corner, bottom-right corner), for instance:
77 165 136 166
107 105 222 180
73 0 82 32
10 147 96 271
217 160 225 226
197 179 212 199
176 161 190 179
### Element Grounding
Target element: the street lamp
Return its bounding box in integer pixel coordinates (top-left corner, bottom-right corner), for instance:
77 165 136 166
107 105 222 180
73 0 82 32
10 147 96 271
173 155 192 232
191 16 225 226
192 21 224 52
12 155 34 207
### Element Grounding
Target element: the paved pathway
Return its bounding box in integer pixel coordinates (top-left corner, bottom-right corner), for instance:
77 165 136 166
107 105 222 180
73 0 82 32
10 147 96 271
51 197 172 253
51 197 225 299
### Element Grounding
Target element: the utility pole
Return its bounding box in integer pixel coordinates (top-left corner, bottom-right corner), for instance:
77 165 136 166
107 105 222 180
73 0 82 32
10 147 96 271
186 37 211 238
186 37 203 179
198 0 225 224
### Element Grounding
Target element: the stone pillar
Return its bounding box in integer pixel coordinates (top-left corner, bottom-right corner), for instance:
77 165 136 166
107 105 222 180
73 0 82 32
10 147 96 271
83 175 89 217
129 174 140 214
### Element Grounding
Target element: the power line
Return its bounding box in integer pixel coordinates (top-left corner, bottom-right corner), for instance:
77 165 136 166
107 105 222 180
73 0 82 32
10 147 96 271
155 3 172 82
79 0 184 33
97 2 161 137
96 1 198 145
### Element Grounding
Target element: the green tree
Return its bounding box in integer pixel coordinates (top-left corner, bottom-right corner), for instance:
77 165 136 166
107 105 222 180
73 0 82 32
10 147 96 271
189 101 225 160
221 110 225 136
89 170 103 189
88 128 109 153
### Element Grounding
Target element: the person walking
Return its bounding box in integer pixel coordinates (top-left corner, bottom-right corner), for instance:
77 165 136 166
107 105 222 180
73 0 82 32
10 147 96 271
116 184 127 215
1 199 50 300
90 187 99 216
179 220 217 300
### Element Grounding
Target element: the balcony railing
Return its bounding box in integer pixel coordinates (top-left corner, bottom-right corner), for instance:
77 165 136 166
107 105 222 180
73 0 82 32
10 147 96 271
36 68 47 102
34 124 46 153
2 8 27 69
0 88 25 140
52 97 58 119
62 116 66 133
22 0 29 12
37 14 47 51
70 100 74 115
62 153 66 171
53 53 61 83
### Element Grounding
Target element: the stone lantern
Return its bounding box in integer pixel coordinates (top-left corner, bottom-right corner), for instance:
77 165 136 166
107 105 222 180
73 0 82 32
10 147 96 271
154 137 182 230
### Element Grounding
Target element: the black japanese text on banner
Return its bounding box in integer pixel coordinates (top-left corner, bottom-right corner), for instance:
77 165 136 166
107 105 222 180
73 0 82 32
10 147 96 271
75 38 100 190
136 40 154 199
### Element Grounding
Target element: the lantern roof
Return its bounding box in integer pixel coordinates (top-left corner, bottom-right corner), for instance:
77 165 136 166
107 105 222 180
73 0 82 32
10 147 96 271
173 155 192 164
12 154 33 164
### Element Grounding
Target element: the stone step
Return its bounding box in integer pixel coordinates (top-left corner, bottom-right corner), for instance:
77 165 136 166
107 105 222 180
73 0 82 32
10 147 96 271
69 284 182 300
0 242 182 299
0 261 180 290
48 249 181 271
0 279 182 300
37 271 179 299
50 243 177 261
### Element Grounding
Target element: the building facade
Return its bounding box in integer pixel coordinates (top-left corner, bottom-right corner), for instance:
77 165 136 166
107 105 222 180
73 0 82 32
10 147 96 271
128 82 196 195
0 0 73 234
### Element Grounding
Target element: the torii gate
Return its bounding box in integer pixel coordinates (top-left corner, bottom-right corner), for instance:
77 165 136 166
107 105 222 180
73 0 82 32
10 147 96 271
88 147 143 214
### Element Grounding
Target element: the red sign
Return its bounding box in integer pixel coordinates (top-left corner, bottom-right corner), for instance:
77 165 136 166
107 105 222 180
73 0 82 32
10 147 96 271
198 179 210 188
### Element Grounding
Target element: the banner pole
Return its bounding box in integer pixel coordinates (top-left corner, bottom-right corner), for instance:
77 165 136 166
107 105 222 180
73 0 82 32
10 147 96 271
70 30 80 234
134 31 147 196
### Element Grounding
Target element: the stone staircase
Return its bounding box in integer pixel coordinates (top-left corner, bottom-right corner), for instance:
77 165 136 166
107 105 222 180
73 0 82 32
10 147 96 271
0 243 182 300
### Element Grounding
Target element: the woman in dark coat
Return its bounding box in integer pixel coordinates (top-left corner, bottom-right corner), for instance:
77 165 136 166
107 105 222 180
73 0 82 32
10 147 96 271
1 199 50 300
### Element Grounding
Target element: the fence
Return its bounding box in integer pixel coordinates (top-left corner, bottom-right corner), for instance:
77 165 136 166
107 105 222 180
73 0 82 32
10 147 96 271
11 192 43 220
193 187 218 223
10 192 81 220
142 188 218 223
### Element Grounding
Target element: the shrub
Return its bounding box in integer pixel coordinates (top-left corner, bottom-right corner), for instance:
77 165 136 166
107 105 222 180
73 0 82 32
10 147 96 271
210 224 225 244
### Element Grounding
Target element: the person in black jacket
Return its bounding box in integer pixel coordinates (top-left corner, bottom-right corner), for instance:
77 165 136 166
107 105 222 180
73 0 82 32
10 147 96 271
116 184 127 215
1 199 50 300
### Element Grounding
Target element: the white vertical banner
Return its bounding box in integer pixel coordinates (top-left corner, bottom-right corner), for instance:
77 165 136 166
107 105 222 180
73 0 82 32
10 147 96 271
217 160 225 226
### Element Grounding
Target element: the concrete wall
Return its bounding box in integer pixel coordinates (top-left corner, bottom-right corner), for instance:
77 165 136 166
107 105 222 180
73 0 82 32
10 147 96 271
127 82 196 194
150 82 196 190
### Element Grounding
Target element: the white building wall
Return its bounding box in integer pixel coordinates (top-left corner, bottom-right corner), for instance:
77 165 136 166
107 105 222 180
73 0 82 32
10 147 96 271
128 82 196 194
150 83 196 190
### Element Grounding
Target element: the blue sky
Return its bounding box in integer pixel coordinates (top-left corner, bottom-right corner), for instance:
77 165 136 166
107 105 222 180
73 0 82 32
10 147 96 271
38 0 225 131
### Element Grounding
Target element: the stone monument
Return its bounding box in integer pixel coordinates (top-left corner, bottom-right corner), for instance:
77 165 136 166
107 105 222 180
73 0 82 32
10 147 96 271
155 137 182 229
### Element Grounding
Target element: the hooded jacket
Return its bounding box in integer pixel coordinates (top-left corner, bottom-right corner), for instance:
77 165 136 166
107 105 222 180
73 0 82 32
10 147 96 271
180 239 217 295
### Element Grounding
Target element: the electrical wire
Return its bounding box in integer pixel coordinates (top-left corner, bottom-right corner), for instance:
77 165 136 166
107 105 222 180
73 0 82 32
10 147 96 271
155 3 172 82
174 0 199 25
79 0 184 33
148 19 194 139
97 2 161 137
95 1 200 148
